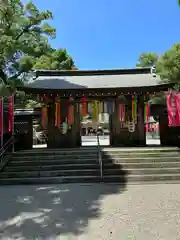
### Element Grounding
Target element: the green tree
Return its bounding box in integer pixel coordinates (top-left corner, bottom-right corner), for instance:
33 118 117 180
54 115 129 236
0 0 76 108
0 0 56 84
156 43 180 89
136 52 165 105
136 52 158 67
33 48 75 70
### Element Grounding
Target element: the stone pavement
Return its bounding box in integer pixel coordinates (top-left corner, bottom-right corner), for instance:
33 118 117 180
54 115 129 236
0 183 179 240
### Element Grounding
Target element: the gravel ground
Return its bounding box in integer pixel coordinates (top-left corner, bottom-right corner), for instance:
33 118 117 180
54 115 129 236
0 183 179 240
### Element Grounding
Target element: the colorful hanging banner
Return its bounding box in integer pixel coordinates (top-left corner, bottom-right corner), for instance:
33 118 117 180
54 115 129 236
119 104 126 121
166 93 180 127
55 97 61 128
68 97 74 125
92 100 99 121
8 95 14 132
81 97 87 120
174 92 180 126
101 102 105 122
144 103 150 123
107 101 113 114
41 106 47 129
132 99 137 121
0 97 3 136
55 101 61 128
119 104 122 121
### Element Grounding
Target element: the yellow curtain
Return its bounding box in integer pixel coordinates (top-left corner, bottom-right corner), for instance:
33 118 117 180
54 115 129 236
92 100 99 121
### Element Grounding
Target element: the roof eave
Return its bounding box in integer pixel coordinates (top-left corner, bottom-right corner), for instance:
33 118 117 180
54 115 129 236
16 83 174 94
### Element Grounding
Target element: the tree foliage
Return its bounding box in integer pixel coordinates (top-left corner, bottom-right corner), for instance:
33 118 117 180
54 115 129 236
0 0 56 83
136 44 180 105
156 43 180 88
0 0 76 109
136 52 158 67
33 48 75 70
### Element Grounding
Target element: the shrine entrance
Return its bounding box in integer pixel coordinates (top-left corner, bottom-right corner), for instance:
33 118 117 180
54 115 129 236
16 67 173 149
80 100 110 146
37 95 147 148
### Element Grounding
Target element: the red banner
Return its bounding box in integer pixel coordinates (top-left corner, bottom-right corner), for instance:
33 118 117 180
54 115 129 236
0 98 3 136
166 93 180 127
8 95 14 132
81 97 87 119
174 93 180 126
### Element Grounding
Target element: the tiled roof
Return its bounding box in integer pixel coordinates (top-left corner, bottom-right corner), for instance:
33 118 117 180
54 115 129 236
22 68 169 90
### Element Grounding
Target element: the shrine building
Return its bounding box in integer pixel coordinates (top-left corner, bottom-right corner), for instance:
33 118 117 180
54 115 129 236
17 67 173 148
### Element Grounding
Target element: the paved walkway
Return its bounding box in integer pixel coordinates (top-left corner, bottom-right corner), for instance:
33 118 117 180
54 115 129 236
0 183 179 239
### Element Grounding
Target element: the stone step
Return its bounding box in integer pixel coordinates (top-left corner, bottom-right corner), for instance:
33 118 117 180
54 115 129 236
0 169 102 178
8 159 99 166
102 152 180 157
104 167 180 175
104 173 180 182
13 147 180 157
5 162 180 172
11 152 180 161
13 148 98 156
0 175 102 185
5 163 100 172
12 154 98 161
103 156 180 163
1 173 180 185
102 147 179 153
7 158 180 167
8 155 180 167
2 167 180 179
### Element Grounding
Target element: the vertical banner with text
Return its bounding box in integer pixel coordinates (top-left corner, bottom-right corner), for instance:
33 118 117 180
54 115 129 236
166 93 179 126
174 92 180 126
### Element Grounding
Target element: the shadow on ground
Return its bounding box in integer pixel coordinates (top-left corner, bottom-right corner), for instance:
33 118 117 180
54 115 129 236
0 182 126 239
0 144 128 239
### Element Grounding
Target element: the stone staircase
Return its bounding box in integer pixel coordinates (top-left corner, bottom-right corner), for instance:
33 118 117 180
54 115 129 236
0 147 180 185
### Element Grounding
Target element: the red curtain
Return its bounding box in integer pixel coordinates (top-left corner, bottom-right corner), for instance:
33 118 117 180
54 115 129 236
166 93 180 127
8 95 14 132
0 98 3 136
81 97 87 119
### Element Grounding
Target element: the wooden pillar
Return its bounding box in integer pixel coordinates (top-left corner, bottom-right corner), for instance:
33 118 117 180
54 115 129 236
137 96 146 146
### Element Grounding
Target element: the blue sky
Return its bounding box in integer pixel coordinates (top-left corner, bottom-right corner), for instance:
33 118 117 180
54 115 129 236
24 0 180 69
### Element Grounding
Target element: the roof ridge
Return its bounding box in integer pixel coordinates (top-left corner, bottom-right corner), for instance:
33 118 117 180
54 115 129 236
34 67 151 77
